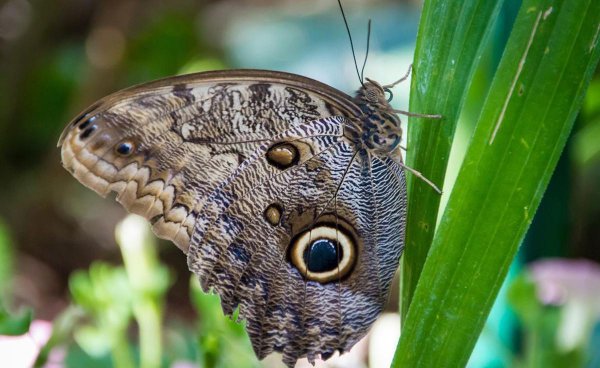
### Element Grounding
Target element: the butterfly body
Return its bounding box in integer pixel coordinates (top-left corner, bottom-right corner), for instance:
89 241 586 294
59 69 408 366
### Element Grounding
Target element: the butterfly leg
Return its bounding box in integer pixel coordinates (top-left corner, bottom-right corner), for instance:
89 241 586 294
390 149 442 194
397 161 442 194
393 109 442 119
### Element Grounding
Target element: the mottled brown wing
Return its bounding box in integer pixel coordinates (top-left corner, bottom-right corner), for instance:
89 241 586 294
59 69 360 252
59 69 407 367
187 116 407 366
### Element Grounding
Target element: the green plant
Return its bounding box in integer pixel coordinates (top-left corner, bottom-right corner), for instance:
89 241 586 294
396 0 600 366
0 219 32 336
189 279 259 368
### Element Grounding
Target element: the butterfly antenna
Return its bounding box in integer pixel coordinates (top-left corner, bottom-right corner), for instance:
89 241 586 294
337 0 364 86
360 19 372 83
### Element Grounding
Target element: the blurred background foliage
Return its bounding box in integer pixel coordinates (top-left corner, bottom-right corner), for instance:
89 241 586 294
0 0 598 367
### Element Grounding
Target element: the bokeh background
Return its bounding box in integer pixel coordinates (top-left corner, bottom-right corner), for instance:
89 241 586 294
0 0 599 367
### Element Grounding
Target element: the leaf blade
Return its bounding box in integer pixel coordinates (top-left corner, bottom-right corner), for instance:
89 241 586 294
395 0 600 366
402 0 504 317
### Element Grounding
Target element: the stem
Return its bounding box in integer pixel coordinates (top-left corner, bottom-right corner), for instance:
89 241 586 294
135 300 163 368
111 331 136 368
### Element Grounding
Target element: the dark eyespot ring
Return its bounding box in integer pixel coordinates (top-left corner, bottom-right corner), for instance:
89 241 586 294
384 88 393 102
115 140 135 156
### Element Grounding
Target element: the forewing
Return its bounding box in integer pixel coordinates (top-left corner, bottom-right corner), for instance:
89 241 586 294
58 70 358 252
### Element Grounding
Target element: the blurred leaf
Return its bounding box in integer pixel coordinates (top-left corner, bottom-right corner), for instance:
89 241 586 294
190 278 259 368
123 12 208 85
179 57 227 75
69 263 135 368
0 220 31 336
116 215 171 368
69 263 132 327
507 275 585 368
402 0 505 316
507 274 540 326
0 306 32 336
394 0 600 366
64 343 114 368
116 215 172 298
583 78 600 118
74 325 114 357
9 44 85 164
0 219 14 297
573 115 600 165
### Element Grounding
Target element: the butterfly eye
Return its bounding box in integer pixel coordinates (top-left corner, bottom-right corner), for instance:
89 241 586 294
115 140 135 156
384 88 393 102
366 88 379 102
289 225 356 283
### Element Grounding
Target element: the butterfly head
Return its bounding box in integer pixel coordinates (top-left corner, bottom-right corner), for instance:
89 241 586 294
354 78 403 155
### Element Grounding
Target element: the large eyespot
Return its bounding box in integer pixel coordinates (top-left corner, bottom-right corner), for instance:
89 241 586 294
289 224 356 283
266 142 299 169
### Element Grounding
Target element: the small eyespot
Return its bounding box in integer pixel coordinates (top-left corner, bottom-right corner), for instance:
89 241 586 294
115 140 135 156
72 103 100 127
289 224 357 283
78 116 97 130
79 125 97 140
266 142 299 170
264 203 283 226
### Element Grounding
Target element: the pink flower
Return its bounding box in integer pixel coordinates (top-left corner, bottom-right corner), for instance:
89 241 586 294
529 258 600 351
0 320 54 368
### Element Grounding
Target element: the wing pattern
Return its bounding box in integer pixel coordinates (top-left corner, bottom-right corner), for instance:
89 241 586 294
59 70 407 367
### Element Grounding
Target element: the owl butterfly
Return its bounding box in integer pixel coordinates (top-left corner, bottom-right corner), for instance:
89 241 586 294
58 67 441 365
58 17 441 368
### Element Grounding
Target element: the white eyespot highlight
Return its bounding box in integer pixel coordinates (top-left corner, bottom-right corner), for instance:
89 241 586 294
290 225 356 283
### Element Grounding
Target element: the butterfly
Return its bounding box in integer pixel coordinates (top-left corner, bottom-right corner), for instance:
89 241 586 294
58 65 441 366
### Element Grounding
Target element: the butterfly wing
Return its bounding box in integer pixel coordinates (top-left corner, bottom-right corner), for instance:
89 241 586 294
189 116 406 365
59 70 360 252
58 69 406 366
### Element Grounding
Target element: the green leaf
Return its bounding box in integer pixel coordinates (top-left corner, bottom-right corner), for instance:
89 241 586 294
402 0 504 316
0 219 14 297
394 0 600 366
189 278 259 368
0 306 32 336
